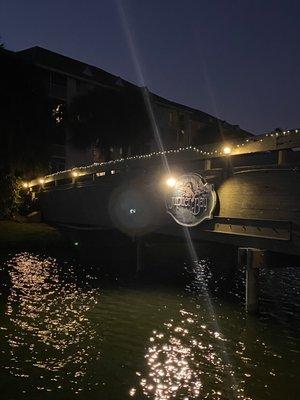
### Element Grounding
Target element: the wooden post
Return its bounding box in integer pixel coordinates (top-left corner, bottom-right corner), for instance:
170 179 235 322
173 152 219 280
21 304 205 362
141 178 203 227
238 247 265 314
204 159 211 171
278 150 288 166
136 237 142 274
222 156 233 179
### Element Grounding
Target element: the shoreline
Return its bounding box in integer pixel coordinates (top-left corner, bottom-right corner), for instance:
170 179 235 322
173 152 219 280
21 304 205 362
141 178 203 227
0 220 68 251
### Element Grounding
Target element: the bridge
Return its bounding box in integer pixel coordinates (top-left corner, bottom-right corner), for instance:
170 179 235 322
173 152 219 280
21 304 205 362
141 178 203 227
26 128 300 312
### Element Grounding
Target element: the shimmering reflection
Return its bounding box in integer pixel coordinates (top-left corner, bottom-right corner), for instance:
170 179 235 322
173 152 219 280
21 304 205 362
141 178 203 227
0 252 299 399
130 307 252 400
0 253 100 394
129 259 298 400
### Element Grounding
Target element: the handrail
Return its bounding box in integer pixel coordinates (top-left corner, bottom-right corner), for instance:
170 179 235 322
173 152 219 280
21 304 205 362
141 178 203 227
27 128 300 189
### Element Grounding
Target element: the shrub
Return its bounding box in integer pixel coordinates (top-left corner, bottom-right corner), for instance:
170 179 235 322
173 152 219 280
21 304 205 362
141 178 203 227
0 171 23 219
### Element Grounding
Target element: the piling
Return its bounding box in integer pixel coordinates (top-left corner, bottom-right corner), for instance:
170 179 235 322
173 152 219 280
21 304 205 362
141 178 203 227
135 237 143 274
238 247 265 313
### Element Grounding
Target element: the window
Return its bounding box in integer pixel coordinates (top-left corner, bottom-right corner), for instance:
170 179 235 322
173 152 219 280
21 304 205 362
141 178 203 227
49 72 67 99
52 103 64 124
52 72 67 87
76 79 81 92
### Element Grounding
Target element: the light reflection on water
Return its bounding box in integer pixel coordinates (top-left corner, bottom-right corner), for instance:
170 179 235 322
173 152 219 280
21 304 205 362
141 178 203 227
0 253 100 395
0 252 299 399
130 260 249 400
130 310 250 400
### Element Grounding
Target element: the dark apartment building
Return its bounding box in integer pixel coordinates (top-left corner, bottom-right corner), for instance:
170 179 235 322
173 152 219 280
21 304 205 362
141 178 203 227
16 46 251 172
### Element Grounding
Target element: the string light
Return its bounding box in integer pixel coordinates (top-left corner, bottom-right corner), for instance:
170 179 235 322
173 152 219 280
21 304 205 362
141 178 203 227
29 128 300 188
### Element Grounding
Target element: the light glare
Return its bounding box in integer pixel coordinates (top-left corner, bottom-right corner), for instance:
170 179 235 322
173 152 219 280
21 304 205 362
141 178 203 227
223 146 232 155
166 177 176 188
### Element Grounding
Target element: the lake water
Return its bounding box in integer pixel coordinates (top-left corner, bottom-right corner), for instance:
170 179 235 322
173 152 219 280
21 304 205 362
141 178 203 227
0 251 299 400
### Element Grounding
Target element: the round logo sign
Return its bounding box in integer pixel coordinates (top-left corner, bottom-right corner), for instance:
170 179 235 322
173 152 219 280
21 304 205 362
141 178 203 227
165 173 216 227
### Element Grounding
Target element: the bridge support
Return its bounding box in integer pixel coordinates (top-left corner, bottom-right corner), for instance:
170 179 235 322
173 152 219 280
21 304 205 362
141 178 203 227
238 247 265 314
277 149 288 166
204 159 211 170
135 237 143 274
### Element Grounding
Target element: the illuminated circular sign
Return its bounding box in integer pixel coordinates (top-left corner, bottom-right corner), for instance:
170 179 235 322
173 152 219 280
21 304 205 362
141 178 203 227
165 173 216 227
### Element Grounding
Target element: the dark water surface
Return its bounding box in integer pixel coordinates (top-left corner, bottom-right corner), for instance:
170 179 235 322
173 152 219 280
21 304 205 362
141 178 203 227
0 251 299 400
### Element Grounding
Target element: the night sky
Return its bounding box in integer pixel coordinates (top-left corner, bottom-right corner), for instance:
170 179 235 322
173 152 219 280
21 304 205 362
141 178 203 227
1 0 299 134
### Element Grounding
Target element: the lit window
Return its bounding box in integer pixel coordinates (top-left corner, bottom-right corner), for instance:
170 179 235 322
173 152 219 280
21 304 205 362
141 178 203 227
52 104 64 124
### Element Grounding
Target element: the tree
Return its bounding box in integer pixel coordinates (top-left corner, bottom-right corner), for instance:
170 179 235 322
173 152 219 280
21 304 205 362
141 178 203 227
0 49 53 177
0 49 54 217
0 174 22 219
68 86 153 159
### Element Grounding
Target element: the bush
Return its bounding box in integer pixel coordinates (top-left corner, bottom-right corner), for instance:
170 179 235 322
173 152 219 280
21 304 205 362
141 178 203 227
0 171 23 219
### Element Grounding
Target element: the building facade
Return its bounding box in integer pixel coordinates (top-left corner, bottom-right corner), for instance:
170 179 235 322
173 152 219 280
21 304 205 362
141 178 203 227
17 46 251 172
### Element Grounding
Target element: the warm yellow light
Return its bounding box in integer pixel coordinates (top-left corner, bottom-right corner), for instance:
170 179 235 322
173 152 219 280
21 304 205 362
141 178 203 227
22 182 28 189
72 171 78 177
223 146 232 155
39 178 45 185
166 177 177 187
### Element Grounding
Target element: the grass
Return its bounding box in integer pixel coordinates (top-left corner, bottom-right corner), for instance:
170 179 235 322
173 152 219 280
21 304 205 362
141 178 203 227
0 220 67 250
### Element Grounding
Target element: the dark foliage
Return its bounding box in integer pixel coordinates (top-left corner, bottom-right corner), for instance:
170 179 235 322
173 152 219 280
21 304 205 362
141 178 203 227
0 49 53 176
0 170 22 218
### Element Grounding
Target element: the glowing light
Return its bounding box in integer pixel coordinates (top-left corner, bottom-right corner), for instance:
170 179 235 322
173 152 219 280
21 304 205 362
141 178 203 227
72 171 78 178
129 208 136 214
39 178 45 185
223 146 232 155
28 127 300 186
22 182 28 189
166 177 176 188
